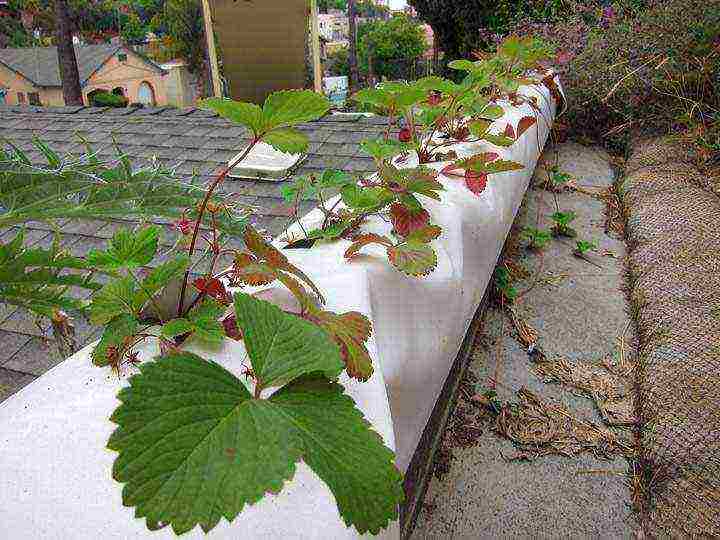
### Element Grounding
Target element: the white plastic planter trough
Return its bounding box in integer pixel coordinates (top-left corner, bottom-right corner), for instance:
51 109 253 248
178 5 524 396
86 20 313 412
0 78 562 539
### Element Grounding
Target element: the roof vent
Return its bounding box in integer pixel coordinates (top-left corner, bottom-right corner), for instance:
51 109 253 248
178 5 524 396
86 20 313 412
227 142 304 180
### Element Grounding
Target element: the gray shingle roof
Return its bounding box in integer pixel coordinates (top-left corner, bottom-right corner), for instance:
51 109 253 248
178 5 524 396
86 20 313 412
0 43 162 87
0 104 394 399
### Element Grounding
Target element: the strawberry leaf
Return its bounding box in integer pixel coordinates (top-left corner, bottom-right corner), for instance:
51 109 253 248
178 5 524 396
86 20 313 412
388 242 438 276
465 171 488 195
262 90 331 128
405 225 442 243
90 276 137 325
482 133 516 147
92 314 140 366
234 293 343 388
310 310 374 381
516 116 537 138
390 202 430 237
108 353 403 535
198 98 265 135
344 234 394 260
263 128 309 155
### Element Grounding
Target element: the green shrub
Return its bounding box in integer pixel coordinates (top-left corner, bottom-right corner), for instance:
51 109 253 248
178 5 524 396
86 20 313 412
562 0 720 144
89 91 128 108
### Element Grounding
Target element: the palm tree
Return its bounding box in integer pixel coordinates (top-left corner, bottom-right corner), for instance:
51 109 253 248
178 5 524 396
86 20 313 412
54 0 83 105
347 0 359 92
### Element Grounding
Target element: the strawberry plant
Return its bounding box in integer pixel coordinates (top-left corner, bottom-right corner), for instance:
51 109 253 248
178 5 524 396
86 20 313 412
550 210 578 238
494 266 518 304
521 227 552 251
574 239 598 257
1 89 404 536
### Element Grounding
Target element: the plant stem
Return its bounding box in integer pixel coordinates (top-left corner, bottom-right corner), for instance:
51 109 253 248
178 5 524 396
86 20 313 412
177 138 259 317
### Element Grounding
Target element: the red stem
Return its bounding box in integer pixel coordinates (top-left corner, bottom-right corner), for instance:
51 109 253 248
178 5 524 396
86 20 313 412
177 137 259 317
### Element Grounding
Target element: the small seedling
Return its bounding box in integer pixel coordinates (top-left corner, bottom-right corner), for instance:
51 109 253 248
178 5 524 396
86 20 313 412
550 211 578 238
548 166 572 190
494 266 518 303
574 239 597 257
522 227 552 250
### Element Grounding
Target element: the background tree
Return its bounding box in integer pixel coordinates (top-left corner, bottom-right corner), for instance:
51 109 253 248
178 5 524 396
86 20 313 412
347 0 360 91
407 0 522 68
359 15 426 81
318 0 346 13
54 0 83 105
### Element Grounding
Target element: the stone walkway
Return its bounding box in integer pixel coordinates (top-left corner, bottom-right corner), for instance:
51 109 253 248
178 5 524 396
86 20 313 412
412 143 639 539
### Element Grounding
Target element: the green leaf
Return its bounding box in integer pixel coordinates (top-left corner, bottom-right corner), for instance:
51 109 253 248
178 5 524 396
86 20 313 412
87 226 160 270
90 276 137 325
405 225 442 243
478 160 525 174
360 139 408 161
234 293 343 388
448 59 477 72
133 254 190 308
482 134 516 147
199 98 264 135
187 299 225 344
352 87 393 110
469 119 491 138
478 104 505 120
92 314 140 366
263 128 309 154
161 299 225 345
262 90 330 128
108 353 402 535
341 185 392 211
160 318 194 339
388 242 437 276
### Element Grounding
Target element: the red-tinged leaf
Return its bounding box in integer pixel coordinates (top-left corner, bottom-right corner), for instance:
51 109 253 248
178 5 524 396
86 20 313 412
542 74 565 109
406 225 442 243
387 242 438 276
398 127 413 143
344 234 394 260
222 314 243 340
308 310 373 381
517 116 537 138
193 277 231 305
243 226 273 259
441 162 463 177
443 152 498 178
390 202 430 237
465 171 488 195
504 123 516 139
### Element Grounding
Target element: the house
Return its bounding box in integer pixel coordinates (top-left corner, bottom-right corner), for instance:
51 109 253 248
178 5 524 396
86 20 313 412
0 41 170 107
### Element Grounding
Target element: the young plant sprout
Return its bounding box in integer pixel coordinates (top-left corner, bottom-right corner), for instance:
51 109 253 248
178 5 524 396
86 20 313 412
550 210 578 237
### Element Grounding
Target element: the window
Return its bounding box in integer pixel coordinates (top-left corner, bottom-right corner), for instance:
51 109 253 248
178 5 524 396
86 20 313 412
17 92 25 104
118 53 128 62
136 81 156 106
28 92 41 106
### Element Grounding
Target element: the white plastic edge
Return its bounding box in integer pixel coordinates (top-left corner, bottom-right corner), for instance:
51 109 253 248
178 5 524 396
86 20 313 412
0 76 561 540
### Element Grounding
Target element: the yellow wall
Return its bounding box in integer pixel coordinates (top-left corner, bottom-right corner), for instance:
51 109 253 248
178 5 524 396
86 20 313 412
0 63 65 106
84 51 168 106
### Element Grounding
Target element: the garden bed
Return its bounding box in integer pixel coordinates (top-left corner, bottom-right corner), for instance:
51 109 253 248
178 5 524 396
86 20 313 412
0 78 560 539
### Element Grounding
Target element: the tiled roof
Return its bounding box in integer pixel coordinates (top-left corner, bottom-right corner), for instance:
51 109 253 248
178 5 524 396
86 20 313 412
0 104 393 399
0 43 162 87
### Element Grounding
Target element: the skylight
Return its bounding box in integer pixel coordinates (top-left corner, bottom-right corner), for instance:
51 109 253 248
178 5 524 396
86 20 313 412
227 142 304 180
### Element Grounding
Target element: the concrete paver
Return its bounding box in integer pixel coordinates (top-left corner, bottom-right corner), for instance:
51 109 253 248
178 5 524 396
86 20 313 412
413 142 637 539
